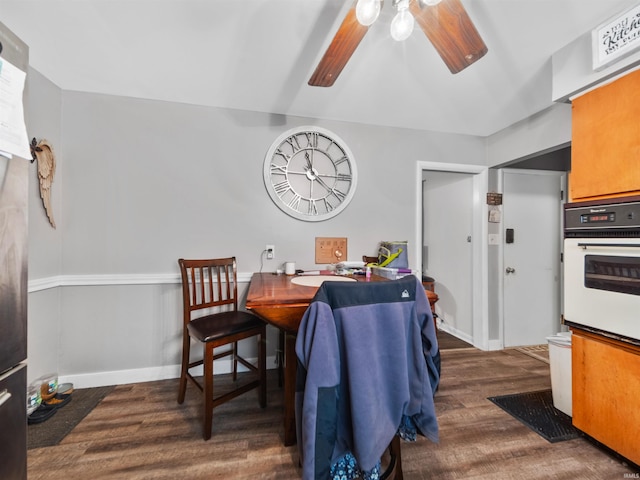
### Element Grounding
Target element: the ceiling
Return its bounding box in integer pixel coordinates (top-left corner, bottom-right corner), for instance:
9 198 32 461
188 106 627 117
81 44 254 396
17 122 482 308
1 0 637 137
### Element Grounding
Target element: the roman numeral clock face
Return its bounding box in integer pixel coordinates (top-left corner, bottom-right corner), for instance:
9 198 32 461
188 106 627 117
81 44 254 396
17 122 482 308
263 127 357 221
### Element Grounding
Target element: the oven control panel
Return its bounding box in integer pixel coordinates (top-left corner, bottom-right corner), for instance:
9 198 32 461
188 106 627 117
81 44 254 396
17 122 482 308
565 200 640 234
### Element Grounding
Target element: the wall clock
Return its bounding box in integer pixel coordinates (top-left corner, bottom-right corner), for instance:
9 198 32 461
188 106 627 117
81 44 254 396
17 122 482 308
263 126 357 222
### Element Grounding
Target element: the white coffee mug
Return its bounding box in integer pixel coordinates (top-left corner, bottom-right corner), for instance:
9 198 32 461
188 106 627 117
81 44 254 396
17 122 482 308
285 262 296 275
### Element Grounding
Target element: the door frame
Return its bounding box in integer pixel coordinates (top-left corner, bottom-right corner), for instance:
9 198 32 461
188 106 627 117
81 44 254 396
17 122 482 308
497 168 566 348
415 161 490 350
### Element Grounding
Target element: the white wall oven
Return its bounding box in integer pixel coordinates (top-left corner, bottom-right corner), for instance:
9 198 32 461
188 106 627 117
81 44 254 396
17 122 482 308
564 196 640 342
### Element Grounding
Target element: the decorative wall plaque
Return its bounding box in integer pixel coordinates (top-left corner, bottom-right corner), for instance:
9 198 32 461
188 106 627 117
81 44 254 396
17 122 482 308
486 192 503 206
592 3 640 71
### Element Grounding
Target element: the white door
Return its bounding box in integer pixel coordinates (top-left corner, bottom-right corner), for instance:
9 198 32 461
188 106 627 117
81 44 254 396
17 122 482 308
502 170 564 347
423 171 474 341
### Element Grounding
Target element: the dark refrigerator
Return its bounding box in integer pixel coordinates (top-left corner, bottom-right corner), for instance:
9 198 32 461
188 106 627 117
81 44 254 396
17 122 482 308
0 21 29 480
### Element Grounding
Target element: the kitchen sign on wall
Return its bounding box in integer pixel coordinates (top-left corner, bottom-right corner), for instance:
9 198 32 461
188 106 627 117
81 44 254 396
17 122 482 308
592 3 640 71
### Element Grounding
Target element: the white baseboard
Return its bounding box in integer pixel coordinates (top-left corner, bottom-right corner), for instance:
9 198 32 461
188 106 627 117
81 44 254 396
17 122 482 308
436 319 505 351
59 355 279 389
437 322 474 346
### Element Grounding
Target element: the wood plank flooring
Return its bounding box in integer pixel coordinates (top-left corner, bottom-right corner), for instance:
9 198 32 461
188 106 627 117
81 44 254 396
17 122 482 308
28 348 638 479
435 329 474 350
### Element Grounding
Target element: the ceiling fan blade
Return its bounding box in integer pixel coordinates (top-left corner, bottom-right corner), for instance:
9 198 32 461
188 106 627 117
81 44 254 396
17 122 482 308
308 1 373 87
410 0 488 74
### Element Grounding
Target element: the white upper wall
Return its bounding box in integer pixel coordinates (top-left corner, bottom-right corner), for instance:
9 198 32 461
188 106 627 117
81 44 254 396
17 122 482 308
486 103 572 168
552 31 640 103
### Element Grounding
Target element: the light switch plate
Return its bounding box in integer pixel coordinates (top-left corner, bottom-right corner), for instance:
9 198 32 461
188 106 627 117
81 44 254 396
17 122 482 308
488 234 501 245
315 237 348 264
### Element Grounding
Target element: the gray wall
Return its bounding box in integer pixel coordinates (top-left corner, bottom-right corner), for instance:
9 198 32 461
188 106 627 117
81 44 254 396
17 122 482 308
59 92 486 275
26 80 486 386
26 68 63 384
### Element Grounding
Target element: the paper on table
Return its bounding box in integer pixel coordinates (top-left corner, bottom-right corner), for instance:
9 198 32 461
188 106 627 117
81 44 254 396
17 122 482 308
0 57 31 159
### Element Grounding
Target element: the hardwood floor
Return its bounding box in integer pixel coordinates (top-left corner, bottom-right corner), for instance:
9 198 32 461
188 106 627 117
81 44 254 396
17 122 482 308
435 329 474 350
28 348 637 479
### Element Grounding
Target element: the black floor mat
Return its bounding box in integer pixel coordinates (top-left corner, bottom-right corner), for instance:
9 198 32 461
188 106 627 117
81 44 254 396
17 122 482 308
28 385 114 449
488 389 580 443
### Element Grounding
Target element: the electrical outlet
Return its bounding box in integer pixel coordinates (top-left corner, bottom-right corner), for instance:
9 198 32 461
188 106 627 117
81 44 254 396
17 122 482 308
265 244 275 260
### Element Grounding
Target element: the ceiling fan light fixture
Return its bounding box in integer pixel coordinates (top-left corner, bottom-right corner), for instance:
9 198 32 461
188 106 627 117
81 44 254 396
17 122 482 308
356 0 381 26
390 0 414 41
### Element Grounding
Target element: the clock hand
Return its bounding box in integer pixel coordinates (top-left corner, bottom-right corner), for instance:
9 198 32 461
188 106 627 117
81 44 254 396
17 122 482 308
315 176 333 193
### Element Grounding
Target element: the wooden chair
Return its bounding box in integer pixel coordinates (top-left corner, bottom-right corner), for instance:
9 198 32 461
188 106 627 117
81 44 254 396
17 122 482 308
177 257 266 440
384 435 403 480
422 276 439 316
362 255 378 265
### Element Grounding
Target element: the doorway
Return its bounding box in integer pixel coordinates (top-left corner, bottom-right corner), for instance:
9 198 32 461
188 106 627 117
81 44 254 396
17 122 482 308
422 171 473 341
416 162 488 350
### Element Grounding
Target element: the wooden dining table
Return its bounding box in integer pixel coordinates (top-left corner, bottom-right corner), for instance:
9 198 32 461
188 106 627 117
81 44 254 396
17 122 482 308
245 272 385 446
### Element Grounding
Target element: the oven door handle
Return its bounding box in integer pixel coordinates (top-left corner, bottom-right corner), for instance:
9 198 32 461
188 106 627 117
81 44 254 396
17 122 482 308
577 242 640 249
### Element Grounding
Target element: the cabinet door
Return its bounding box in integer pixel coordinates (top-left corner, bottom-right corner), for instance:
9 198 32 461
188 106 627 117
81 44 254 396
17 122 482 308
572 330 640 465
570 69 640 202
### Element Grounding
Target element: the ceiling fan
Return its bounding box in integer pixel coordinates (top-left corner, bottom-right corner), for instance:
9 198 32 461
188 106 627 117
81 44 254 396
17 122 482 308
308 0 488 87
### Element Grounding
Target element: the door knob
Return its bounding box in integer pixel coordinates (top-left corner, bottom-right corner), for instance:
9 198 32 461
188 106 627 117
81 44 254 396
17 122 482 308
505 267 516 274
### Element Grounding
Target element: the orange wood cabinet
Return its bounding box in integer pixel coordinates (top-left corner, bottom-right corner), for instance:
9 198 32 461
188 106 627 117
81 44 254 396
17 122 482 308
570 69 640 202
571 328 640 464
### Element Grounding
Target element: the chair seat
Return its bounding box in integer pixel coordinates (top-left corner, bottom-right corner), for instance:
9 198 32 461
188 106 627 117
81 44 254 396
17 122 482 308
187 311 263 343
